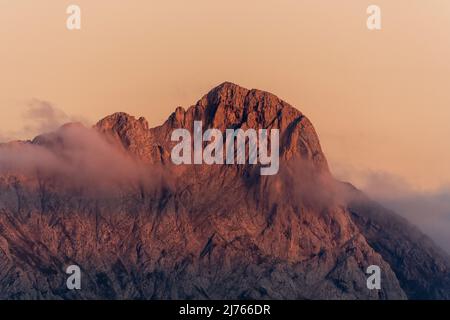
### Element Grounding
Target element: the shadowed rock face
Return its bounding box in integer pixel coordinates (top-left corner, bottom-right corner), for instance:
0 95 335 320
0 82 448 300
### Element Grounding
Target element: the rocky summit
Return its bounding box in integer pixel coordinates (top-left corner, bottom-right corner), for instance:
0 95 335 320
0 82 448 299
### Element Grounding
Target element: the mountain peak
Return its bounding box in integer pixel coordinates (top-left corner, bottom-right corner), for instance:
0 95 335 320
87 83 328 169
208 81 248 95
95 112 148 131
94 112 152 159
212 81 243 90
203 82 284 111
1 83 449 300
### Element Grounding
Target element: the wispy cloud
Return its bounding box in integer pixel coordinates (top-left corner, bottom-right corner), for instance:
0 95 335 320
0 124 168 196
0 99 88 143
334 165 450 254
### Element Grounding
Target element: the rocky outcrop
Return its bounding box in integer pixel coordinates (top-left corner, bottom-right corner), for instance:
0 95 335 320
0 82 448 299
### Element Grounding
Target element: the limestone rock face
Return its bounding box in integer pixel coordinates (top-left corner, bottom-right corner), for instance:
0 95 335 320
95 82 329 170
0 82 448 299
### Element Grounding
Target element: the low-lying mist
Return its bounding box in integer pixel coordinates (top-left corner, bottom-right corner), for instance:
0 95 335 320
0 124 168 196
334 168 450 254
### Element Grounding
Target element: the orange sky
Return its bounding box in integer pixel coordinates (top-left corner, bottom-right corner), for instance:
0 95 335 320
1 0 450 191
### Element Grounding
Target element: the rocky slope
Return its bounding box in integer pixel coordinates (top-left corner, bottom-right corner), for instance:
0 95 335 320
0 82 448 299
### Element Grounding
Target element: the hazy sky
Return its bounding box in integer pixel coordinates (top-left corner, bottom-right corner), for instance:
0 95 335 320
1 0 450 192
